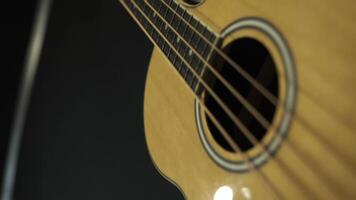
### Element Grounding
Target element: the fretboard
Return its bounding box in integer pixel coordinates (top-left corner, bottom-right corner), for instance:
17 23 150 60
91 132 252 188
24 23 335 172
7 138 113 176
121 0 219 91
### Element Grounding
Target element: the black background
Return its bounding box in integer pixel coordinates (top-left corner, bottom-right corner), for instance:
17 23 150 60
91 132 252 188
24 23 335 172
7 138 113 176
2 0 183 199
0 0 37 179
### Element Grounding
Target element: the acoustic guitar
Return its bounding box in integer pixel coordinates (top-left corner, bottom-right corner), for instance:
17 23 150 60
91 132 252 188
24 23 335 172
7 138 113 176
118 0 356 199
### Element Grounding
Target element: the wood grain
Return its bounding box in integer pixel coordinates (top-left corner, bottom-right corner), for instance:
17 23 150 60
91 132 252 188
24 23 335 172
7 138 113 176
143 0 356 199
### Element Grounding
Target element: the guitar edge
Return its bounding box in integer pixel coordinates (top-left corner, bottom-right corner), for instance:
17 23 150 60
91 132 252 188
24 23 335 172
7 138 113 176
143 0 356 199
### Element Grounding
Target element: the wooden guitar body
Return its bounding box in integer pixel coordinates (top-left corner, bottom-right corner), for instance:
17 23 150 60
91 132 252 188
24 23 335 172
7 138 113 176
133 0 356 199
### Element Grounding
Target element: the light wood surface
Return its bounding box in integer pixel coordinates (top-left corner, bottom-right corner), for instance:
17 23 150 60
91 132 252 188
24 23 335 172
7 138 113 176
143 0 356 199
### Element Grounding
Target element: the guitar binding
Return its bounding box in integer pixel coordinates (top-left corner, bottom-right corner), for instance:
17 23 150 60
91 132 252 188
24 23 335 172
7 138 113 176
195 18 297 172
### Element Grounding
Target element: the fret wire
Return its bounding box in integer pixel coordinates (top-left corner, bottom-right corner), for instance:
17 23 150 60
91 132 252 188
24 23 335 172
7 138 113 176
129 0 218 89
181 15 192 79
157 0 278 107
147 0 276 133
120 2 284 199
121 1 354 198
126 2 294 199
161 0 170 58
166 6 177 41
140 0 276 140
138 0 273 163
160 1 211 88
153 2 284 129
162 0 169 18
129 0 262 141
173 6 184 71
152 0 162 24
172 4 180 67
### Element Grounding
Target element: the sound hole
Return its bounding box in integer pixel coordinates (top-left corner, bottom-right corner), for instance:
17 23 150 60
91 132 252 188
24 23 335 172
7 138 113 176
204 38 279 152
182 0 203 6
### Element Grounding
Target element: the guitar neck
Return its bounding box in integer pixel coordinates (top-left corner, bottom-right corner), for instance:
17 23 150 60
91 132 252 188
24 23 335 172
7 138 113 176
120 0 219 92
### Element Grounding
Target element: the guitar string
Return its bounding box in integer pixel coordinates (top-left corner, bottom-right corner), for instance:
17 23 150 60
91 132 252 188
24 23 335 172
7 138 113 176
149 0 356 185
156 0 354 172
142 0 355 196
124 0 320 198
148 0 272 131
135 0 320 197
120 1 282 199
134 0 355 197
158 1 278 106
126 0 356 197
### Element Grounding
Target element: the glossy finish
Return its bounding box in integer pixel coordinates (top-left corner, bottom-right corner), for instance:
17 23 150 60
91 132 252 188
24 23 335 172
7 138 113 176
141 0 356 199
